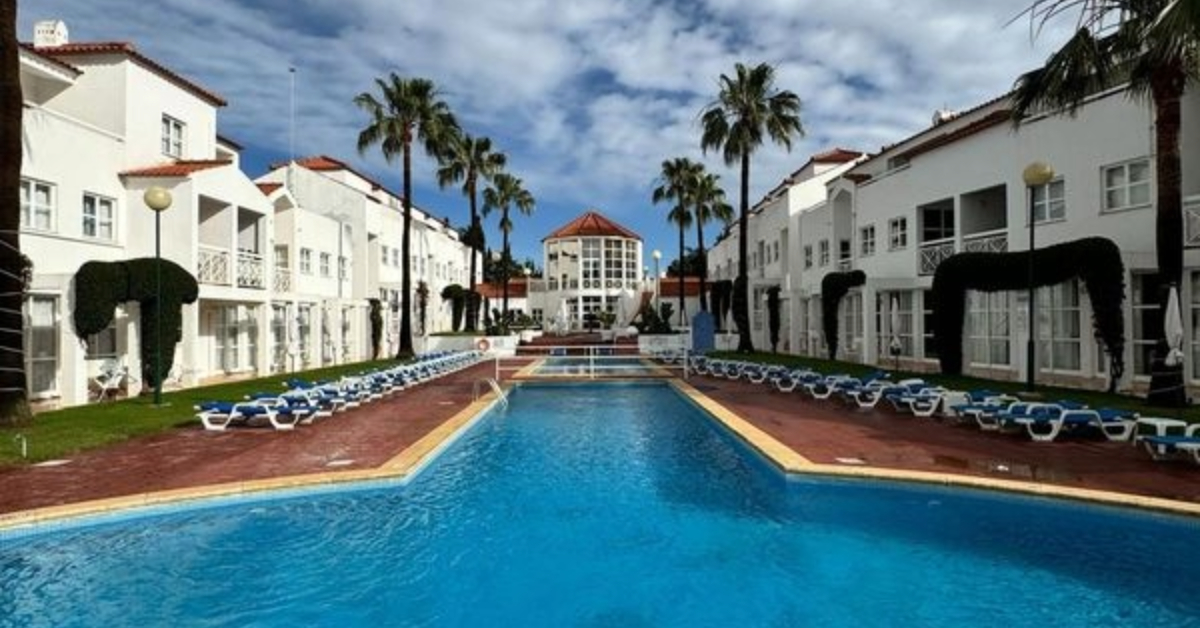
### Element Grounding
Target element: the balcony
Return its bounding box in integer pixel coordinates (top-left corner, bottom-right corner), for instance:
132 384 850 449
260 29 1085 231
918 238 955 276
836 258 853 272
961 229 1008 254
196 245 265 289
1185 195 1200 247
273 266 292 293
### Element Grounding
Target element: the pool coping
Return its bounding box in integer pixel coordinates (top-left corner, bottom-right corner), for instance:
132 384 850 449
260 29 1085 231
669 379 1200 518
3 378 1198 532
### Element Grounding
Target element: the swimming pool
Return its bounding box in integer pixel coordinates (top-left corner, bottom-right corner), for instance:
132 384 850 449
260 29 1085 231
2 382 1198 627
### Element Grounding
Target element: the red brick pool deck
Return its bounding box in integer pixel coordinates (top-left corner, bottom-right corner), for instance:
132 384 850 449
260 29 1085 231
1 360 1197 518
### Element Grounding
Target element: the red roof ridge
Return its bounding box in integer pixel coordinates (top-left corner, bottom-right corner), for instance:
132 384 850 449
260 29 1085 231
32 41 227 107
544 210 641 241
257 182 283 196
269 155 408 205
119 159 232 178
18 43 82 75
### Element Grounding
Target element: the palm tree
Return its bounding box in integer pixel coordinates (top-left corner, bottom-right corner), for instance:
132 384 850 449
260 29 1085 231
653 157 700 327
700 62 804 353
0 0 30 425
355 74 458 358
482 172 535 322
1013 0 1198 289
437 131 506 332
691 169 733 313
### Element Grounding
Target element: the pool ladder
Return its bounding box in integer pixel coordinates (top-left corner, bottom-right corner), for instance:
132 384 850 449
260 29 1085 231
474 377 508 408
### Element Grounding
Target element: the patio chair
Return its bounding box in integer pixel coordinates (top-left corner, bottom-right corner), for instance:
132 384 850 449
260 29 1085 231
1140 424 1200 464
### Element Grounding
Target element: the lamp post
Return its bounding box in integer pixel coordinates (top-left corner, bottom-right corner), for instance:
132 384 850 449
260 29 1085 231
652 249 662 313
1022 161 1054 392
143 186 173 405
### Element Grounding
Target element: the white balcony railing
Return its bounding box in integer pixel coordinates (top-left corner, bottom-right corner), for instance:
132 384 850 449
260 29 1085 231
918 238 955 275
273 266 292 293
237 251 265 289
1185 195 1200 247
197 245 230 285
962 229 1008 254
837 258 853 272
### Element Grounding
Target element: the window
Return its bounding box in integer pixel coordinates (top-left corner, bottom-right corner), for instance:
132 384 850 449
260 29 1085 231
82 193 115 240
966 291 1010 367
24 295 59 397
1132 273 1163 376
888 217 908 250
20 178 55 231
1030 179 1066 223
1038 280 1082 372
338 256 348 280
161 114 185 157
300 248 313 275
860 225 876 257
270 304 288 373
319 253 331 278
274 245 289 270
582 239 601 287
86 322 118 360
1103 159 1151 212
922 290 938 359
772 240 780 263
839 292 863 359
298 304 313 367
803 245 813 269
392 248 400 268
381 245 390 266
818 240 830 266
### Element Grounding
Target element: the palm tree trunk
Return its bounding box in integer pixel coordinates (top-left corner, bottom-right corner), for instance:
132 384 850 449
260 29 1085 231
696 216 708 312
501 209 510 323
397 140 414 358
677 221 685 329
466 178 480 332
1152 73 1184 288
735 152 754 352
0 1 31 425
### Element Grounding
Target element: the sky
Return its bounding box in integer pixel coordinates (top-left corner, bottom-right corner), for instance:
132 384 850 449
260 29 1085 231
20 0 1071 267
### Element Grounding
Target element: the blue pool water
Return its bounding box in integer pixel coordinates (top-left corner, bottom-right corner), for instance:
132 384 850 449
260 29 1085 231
3 382 1199 627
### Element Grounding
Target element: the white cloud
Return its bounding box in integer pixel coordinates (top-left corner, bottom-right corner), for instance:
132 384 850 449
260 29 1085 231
20 0 1074 260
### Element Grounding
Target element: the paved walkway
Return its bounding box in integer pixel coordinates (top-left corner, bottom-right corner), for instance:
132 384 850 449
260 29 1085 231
1 362 1197 517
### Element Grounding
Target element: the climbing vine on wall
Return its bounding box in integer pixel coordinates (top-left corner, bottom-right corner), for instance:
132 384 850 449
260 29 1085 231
930 236 1125 386
73 258 199 390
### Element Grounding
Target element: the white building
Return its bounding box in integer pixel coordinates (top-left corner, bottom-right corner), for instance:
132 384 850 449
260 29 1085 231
715 82 1200 394
17 21 475 410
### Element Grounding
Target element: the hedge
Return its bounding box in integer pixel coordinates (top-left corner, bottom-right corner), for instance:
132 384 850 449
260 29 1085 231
930 236 1125 383
820 270 866 360
74 258 199 389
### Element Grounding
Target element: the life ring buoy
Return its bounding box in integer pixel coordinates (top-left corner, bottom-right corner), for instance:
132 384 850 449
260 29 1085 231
476 338 491 352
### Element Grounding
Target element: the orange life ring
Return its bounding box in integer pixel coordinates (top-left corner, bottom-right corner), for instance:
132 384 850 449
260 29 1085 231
476 338 491 352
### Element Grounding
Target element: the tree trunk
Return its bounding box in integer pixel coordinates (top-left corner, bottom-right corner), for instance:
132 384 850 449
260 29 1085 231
0 0 31 425
397 139 414 359
1146 67 1186 407
501 210 510 323
735 152 754 352
466 177 479 332
677 221 685 329
696 217 708 312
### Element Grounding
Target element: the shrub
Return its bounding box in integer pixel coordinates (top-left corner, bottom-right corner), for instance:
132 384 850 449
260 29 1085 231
820 270 866 360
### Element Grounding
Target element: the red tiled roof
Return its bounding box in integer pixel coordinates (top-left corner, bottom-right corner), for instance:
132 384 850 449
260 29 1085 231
18 43 82 75
811 147 865 164
544 211 641 241
892 109 1011 162
119 159 231 178
477 279 530 299
33 42 227 107
257 182 282 196
658 276 704 298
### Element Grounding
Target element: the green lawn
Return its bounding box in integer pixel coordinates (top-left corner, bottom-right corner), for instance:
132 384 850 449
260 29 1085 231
706 351 1199 422
0 359 401 466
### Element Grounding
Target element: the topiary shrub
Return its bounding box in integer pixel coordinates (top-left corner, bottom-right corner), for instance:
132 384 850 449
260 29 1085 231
821 270 866 360
767 286 781 353
710 280 733 332
73 258 199 390
931 236 1125 387
368 298 383 359
441 284 465 332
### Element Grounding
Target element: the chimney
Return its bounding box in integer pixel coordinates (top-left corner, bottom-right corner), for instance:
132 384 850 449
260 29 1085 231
33 20 69 48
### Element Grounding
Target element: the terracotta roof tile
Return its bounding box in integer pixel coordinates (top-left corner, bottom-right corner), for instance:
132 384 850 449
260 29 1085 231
544 211 641 241
269 155 407 205
18 43 82 75
811 147 865 163
477 279 529 299
33 42 227 107
119 159 231 178
257 182 282 195
659 276 704 297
